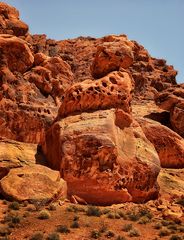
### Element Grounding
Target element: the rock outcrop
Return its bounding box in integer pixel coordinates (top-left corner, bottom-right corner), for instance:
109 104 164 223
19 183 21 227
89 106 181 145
0 164 67 203
0 137 46 179
155 85 184 137
57 70 132 119
138 118 184 168
43 109 160 205
0 2 28 36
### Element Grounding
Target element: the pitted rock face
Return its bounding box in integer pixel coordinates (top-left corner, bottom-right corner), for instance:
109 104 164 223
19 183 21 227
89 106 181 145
24 53 74 105
43 109 160 205
155 86 184 137
0 34 34 73
57 71 133 119
0 3 28 36
91 35 134 78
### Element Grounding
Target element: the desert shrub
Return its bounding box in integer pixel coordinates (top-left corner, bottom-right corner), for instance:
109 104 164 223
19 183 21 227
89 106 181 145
91 230 101 239
169 235 182 240
102 208 111 214
0 226 11 237
8 202 20 210
138 216 150 224
73 215 79 221
70 220 79 228
99 222 108 233
117 211 127 220
128 228 140 237
11 215 21 224
66 205 84 213
107 213 115 219
48 204 57 211
2 200 7 205
176 198 184 207
161 220 172 226
56 225 70 233
30 231 44 240
116 236 127 240
46 232 60 240
22 201 29 207
154 222 162 229
167 224 178 231
159 229 171 237
138 207 153 219
178 226 184 232
127 211 140 222
86 206 101 217
115 213 121 219
122 223 133 232
38 210 50 220
105 230 115 238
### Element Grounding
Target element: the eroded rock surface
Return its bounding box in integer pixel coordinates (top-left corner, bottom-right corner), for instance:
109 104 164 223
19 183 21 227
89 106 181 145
0 164 67 203
43 109 160 205
57 71 132 119
0 137 46 179
0 2 28 36
155 85 184 137
138 118 184 168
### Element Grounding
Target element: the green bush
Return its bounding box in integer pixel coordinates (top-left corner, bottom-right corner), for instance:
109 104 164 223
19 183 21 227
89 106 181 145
122 223 133 232
86 206 101 217
30 231 44 240
38 210 50 220
56 225 70 233
91 230 101 239
48 204 57 211
127 211 140 222
117 211 127 220
128 228 140 237
8 201 20 210
107 213 115 219
46 232 60 240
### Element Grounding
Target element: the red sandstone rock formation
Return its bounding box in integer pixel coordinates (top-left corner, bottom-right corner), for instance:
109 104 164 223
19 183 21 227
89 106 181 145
155 85 184 137
43 109 160 205
0 2 183 205
138 118 184 168
0 2 28 36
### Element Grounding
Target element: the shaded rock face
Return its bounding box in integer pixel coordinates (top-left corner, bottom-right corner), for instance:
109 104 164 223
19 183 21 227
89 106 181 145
0 165 67 203
0 3 28 36
138 118 184 168
43 108 160 205
155 86 184 137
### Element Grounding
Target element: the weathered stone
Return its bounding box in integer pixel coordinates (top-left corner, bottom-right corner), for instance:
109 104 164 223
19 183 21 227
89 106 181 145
0 34 34 73
0 2 28 36
155 86 184 137
0 165 67 203
43 109 160 205
24 54 74 105
91 35 134 78
0 137 46 179
138 118 184 168
57 71 133 119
